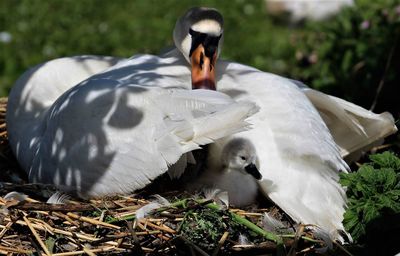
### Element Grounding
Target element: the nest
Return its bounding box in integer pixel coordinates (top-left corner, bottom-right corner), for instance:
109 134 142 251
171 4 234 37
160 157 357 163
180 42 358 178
0 97 347 255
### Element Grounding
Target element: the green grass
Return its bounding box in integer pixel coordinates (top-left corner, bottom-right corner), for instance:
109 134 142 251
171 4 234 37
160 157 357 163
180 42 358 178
0 0 298 97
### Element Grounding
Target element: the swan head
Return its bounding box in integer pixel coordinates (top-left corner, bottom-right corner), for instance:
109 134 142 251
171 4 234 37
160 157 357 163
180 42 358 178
173 7 224 90
221 138 262 180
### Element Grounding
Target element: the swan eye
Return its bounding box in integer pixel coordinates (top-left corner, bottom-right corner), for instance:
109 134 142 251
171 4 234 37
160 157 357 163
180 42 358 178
240 156 246 161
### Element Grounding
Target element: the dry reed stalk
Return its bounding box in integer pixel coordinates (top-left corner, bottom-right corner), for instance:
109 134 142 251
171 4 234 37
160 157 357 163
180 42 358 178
10 218 103 243
212 231 229 256
0 221 12 239
0 245 32 254
113 210 137 219
139 219 176 233
136 222 170 241
52 246 123 256
115 205 142 211
22 215 52 256
29 217 56 235
51 212 80 227
66 212 120 229
0 239 13 247
82 246 97 256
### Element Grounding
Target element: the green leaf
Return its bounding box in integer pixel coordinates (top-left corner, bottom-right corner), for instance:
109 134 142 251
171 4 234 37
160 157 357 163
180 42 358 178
363 202 379 222
369 152 400 171
340 151 400 243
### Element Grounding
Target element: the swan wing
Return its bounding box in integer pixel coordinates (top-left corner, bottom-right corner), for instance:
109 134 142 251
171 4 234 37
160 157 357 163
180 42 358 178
217 62 348 239
289 79 397 162
303 89 397 162
6 55 121 170
28 80 257 198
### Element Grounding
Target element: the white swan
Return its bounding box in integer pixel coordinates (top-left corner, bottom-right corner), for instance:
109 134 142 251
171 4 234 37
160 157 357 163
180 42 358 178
189 137 262 207
13 54 396 162
7 6 397 239
6 7 259 198
8 75 258 198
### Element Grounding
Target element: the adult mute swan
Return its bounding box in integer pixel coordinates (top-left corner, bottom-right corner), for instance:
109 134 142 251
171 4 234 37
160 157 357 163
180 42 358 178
6 7 259 198
171 7 396 241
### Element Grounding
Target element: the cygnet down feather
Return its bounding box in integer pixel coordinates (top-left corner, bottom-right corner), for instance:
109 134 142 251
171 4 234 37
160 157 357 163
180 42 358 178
188 137 262 207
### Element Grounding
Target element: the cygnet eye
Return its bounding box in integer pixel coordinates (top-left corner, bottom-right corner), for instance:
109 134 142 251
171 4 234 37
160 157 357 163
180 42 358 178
240 156 246 161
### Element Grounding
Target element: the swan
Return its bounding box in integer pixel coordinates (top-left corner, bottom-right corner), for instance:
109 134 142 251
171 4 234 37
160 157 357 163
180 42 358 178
188 137 262 207
7 6 397 239
171 7 396 240
6 7 259 198
7 75 258 198
12 54 395 162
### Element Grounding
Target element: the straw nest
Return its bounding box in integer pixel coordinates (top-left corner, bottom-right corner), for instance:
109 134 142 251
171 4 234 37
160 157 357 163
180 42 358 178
0 98 347 255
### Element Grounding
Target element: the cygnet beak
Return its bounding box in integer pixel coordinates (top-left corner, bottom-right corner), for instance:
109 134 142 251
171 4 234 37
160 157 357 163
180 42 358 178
245 163 262 180
190 43 217 90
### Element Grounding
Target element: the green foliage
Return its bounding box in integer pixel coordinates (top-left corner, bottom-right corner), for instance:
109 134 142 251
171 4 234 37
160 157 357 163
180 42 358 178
2 1 398 119
180 207 260 251
340 152 400 242
292 0 400 115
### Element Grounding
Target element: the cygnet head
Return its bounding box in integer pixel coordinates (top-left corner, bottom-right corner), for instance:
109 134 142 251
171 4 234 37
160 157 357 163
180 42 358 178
220 138 262 180
173 7 224 90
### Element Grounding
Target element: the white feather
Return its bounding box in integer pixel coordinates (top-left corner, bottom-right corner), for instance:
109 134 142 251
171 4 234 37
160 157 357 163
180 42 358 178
214 63 350 240
4 191 28 203
262 212 289 234
202 188 229 208
46 192 71 204
238 234 251 245
135 195 170 220
302 88 397 163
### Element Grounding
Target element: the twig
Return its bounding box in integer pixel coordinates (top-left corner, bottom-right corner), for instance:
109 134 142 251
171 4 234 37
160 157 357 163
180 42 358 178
127 220 145 256
51 212 81 227
287 224 305 256
137 222 170 241
8 202 113 212
52 246 122 256
0 221 12 239
66 212 120 229
11 217 113 243
0 245 32 254
212 231 229 256
83 246 97 256
139 219 176 233
23 215 52 256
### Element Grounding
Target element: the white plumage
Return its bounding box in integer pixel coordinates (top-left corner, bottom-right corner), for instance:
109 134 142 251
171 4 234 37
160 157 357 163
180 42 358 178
6 7 397 242
213 64 350 239
189 137 261 207
8 70 257 198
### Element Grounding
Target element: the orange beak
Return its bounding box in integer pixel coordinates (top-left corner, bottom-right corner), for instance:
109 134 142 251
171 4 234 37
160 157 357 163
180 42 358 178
190 44 217 90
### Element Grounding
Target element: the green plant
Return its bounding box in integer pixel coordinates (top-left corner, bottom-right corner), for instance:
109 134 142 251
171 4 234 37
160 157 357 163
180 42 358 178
340 151 400 242
179 207 261 251
292 0 400 117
